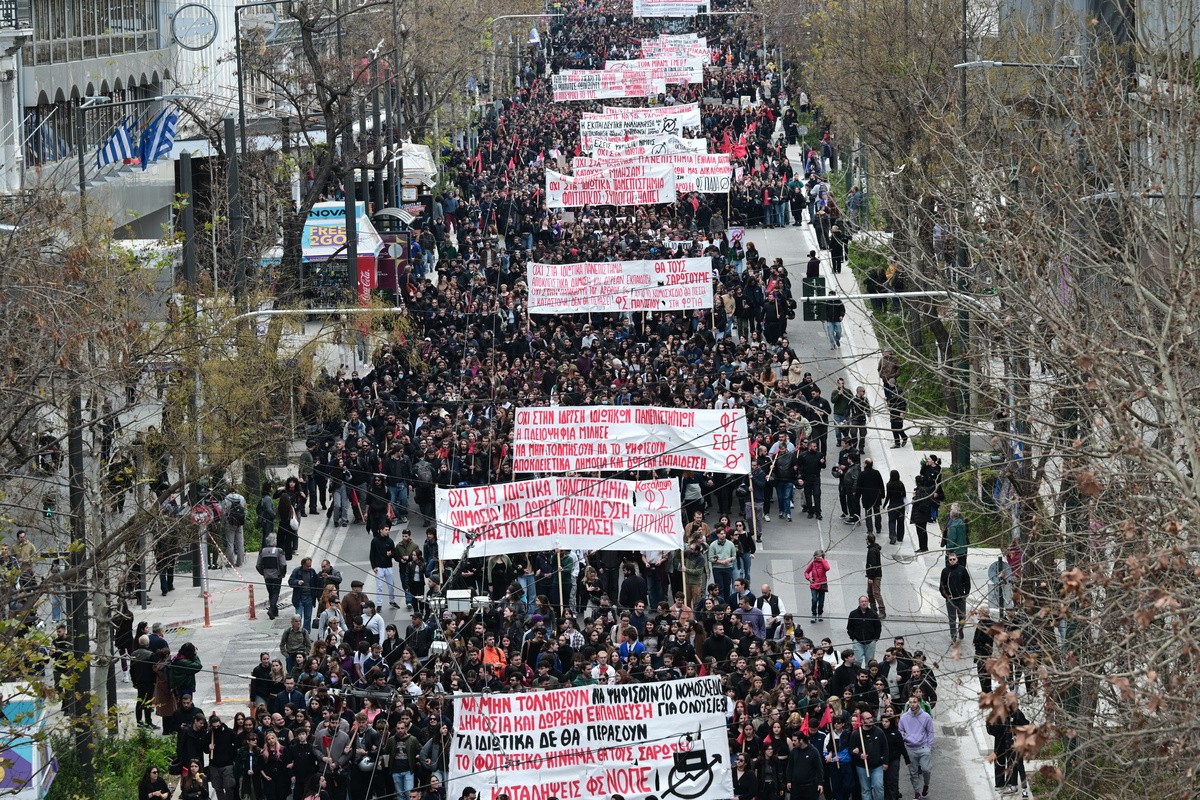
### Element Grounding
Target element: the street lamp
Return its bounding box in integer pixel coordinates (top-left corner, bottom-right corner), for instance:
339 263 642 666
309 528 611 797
486 13 564 102
234 0 287 156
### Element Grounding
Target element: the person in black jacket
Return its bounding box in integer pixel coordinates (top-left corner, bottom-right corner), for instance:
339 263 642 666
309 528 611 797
176 713 208 772
938 554 971 642
857 458 886 536
370 527 399 609
797 441 826 520
865 535 885 620
973 605 997 693
617 562 647 610
879 713 908 800
847 596 882 663
850 711 889 800
986 694 1030 794
786 731 825 800
207 715 238 800
885 471 907 545
734 751 760 800
824 293 846 349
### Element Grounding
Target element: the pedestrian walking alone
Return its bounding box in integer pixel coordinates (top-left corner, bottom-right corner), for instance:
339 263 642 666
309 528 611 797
803 550 830 622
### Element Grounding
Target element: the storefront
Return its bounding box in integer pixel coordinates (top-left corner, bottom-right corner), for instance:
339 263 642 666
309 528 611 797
301 201 384 306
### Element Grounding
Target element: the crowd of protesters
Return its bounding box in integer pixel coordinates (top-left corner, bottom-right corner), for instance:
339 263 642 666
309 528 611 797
126 2 1039 800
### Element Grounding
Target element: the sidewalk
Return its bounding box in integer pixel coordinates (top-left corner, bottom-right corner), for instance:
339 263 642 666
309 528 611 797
150 507 338 632
787 143 1002 798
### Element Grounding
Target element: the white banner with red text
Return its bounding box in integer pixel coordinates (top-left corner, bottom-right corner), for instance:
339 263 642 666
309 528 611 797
527 257 712 315
448 676 733 800
434 477 683 558
641 34 712 59
604 57 706 84
551 69 666 102
513 406 751 474
545 165 675 208
632 0 712 17
573 153 732 194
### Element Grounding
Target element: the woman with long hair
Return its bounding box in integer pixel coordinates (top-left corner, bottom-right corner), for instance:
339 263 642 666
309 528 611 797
301 774 329 800
258 731 293 800
275 489 298 560
178 761 209 800
137 766 170 800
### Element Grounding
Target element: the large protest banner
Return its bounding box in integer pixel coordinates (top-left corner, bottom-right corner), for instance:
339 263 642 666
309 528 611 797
448 677 733 800
589 134 708 157
579 104 701 145
641 34 711 59
573 153 732 194
434 477 684 558
552 70 666 102
512 406 751 474
527 257 712 314
632 0 711 17
545 165 675 208
604 57 706 84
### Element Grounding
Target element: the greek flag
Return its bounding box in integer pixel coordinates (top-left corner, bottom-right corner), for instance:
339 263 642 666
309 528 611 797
95 117 135 169
139 108 180 170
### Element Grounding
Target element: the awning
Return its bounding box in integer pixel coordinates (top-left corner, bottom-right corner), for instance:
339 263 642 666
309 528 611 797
302 201 384 262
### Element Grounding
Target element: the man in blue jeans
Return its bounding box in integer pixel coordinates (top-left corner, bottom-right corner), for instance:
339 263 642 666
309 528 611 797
825 292 846 349
287 557 318 630
852 710 890 800
391 719 421 800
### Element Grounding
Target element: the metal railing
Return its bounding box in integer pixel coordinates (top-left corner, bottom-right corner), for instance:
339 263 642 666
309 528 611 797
0 0 31 29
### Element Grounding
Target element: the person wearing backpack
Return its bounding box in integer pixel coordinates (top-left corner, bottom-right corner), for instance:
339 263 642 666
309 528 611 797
412 455 436 524
256 534 288 620
222 492 247 567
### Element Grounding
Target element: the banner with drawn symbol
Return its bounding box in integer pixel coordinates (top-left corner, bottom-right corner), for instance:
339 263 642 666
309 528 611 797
434 477 683 559
512 406 751 474
448 676 733 800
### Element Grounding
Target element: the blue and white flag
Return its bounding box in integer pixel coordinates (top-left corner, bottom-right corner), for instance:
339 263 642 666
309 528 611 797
139 108 180 170
95 117 135 169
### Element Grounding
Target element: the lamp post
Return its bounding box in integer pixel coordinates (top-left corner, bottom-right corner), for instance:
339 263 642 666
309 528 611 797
487 14 564 102
234 0 288 156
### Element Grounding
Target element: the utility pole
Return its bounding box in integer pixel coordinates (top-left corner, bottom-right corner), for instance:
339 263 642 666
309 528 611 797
227 117 247 299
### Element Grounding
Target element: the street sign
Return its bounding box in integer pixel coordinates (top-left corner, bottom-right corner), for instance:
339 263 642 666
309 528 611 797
801 277 827 322
190 505 213 526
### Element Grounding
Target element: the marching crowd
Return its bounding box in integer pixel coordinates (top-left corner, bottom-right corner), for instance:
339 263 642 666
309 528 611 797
115 2 1036 800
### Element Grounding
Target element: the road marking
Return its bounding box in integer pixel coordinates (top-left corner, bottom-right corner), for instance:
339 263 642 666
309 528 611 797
770 559 798 620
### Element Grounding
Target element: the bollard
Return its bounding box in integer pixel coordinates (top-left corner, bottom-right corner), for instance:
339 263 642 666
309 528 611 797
203 591 212 628
248 585 257 620
213 664 223 704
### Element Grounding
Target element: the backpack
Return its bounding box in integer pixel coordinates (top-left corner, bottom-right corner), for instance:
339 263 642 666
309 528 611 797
415 461 434 485
229 502 247 526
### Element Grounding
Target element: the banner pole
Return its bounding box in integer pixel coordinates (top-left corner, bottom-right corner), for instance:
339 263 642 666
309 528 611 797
557 549 566 619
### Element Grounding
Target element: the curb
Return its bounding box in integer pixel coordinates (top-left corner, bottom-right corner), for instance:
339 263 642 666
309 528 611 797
163 514 335 631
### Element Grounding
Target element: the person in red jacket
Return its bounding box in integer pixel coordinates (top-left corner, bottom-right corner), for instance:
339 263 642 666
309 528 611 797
804 550 831 622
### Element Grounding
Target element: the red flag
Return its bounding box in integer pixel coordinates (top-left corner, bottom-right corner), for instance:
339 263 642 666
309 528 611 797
507 157 515 170
801 716 811 737
819 706 833 730
720 129 732 154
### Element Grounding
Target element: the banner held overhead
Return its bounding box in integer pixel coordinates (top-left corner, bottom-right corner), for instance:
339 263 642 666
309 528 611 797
513 406 751 474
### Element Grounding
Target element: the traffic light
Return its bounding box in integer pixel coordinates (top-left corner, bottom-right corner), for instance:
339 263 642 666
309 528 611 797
802 277 826 321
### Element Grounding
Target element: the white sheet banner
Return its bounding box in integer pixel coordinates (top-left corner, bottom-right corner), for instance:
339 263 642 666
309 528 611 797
604 57 706 84
633 0 712 17
552 69 666 102
449 677 733 800
545 165 675 208
642 34 712 59
643 37 715 60
574 153 732 194
579 104 701 146
513 406 751 474
527 257 713 314
589 135 709 157
434 477 684 558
